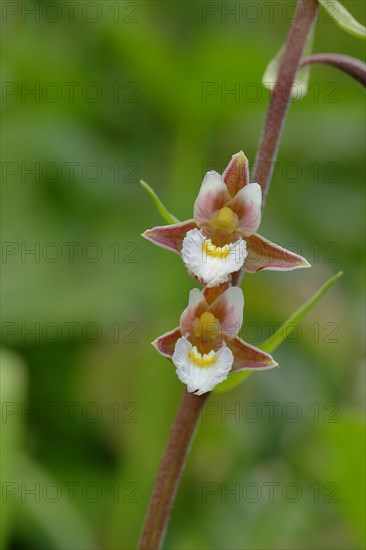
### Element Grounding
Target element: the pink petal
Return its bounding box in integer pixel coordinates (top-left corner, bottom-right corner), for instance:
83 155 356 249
194 171 230 226
180 289 207 336
228 336 278 372
187 288 204 308
152 327 181 359
142 220 197 254
227 183 262 236
209 287 244 339
223 151 250 197
244 233 311 273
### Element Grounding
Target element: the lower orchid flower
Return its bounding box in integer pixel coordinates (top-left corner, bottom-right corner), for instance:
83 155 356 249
153 285 277 395
143 151 310 287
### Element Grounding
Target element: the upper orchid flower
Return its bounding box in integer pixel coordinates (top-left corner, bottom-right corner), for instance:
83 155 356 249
153 285 277 395
143 151 310 287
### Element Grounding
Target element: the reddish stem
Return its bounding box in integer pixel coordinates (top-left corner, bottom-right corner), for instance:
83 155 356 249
301 53 366 87
252 0 319 208
138 391 208 550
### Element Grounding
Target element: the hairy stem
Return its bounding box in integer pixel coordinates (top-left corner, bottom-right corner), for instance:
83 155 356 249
301 53 366 87
253 0 319 208
139 391 208 550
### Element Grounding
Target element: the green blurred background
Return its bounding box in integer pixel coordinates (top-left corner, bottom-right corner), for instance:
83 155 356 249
1 1 365 549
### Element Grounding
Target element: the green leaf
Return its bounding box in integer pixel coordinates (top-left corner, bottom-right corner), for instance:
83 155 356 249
213 271 343 393
213 369 252 393
0 350 27 549
140 180 180 224
261 271 343 354
262 27 314 100
317 0 366 39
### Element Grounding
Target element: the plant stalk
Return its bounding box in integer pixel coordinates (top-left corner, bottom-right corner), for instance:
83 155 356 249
301 53 366 87
138 390 208 550
252 0 319 207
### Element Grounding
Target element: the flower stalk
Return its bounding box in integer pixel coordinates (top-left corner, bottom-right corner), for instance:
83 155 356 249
301 53 366 87
253 0 319 207
138 391 208 550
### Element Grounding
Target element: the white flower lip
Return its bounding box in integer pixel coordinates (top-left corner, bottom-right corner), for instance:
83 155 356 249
181 228 247 287
172 336 234 395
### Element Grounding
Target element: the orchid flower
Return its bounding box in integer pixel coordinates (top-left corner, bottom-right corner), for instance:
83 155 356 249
153 285 277 395
143 152 310 287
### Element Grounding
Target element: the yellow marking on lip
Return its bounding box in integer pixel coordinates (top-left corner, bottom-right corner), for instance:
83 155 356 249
202 239 231 259
188 348 216 368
